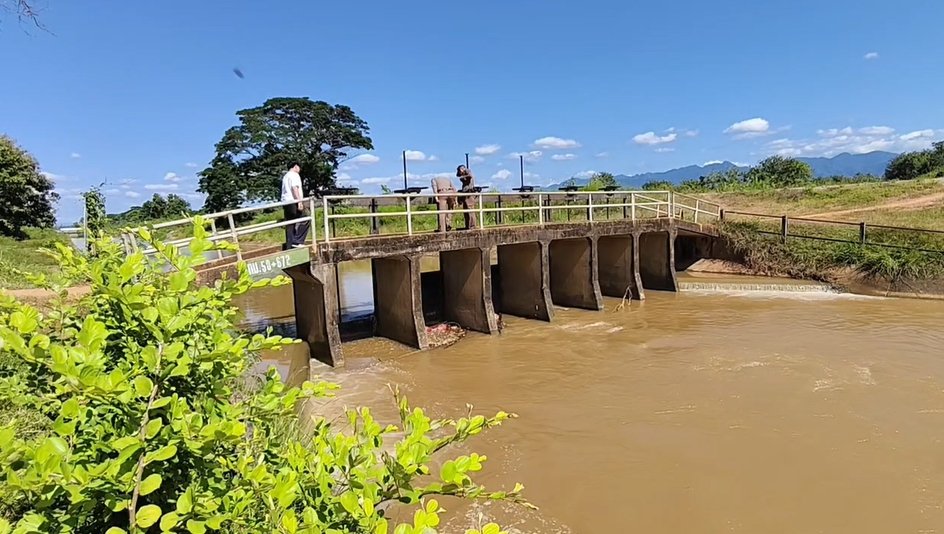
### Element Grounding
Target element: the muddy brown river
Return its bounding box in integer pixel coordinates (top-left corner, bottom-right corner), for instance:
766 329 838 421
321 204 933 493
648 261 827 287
239 261 944 533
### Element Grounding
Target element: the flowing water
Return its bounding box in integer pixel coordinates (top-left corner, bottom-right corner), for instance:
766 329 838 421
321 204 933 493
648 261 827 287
238 262 944 533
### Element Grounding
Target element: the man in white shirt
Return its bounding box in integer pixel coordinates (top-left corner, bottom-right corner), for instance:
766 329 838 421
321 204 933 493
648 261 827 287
281 162 310 248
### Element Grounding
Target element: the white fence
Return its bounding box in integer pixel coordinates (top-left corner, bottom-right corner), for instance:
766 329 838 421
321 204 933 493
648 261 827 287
123 191 722 259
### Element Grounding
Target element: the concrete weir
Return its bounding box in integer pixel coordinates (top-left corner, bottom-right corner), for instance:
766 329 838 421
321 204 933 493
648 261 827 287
289 219 711 367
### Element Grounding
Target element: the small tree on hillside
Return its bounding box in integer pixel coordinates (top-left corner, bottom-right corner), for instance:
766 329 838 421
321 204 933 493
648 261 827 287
164 194 191 218
582 172 618 191
81 185 106 245
746 156 813 187
0 135 59 238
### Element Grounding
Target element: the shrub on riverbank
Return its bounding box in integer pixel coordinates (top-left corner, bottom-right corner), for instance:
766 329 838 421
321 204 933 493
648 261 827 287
0 220 523 533
720 221 944 288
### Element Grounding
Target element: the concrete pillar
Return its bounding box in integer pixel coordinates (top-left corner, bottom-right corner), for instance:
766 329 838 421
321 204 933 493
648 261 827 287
548 237 604 310
371 255 428 349
440 248 499 333
496 242 554 321
638 231 678 292
285 263 344 367
597 235 643 300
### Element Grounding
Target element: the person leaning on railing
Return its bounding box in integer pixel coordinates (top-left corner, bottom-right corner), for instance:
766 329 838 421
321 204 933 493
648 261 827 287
430 175 458 232
281 162 311 248
457 165 477 230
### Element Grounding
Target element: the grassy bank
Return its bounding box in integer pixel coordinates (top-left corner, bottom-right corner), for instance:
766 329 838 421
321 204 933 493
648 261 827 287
0 229 69 290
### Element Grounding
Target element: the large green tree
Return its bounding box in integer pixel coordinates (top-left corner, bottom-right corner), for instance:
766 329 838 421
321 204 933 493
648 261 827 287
745 156 813 187
0 135 58 238
198 97 373 212
885 141 944 181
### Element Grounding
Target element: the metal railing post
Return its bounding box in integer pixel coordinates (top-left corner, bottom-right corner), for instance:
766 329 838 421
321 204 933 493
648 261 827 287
209 219 224 259
631 193 636 220
478 192 485 229
781 215 789 244
538 194 544 225
694 199 701 224
322 197 330 243
405 195 413 235
860 222 867 244
227 213 242 262
369 198 380 235
309 197 317 243
587 193 593 222
496 195 504 225
622 195 628 220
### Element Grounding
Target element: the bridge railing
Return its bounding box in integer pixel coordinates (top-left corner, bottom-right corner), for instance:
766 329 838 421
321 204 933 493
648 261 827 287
122 191 722 256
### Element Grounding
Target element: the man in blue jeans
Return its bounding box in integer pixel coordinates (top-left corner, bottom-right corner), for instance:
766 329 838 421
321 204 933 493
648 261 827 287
281 162 310 248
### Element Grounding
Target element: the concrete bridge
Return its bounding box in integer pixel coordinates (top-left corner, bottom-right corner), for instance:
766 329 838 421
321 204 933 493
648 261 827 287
127 191 722 367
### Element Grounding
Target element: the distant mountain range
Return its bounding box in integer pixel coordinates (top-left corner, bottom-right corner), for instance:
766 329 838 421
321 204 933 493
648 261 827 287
545 151 898 190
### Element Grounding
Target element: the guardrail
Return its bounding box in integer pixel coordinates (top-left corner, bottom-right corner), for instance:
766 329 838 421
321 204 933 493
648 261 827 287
123 191 722 257
723 210 944 254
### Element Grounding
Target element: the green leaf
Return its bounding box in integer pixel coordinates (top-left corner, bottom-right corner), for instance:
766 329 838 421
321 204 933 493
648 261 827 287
186 520 206 534
134 376 154 398
147 444 177 463
340 491 359 514
159 511 180 531
440 461 457 483
281 510 298 534
136 504 162 528
139 473 162 496
104 528 127 534
176 487 193 514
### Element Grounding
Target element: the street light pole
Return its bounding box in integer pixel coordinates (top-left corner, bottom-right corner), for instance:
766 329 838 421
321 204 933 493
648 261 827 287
402 150 408 190
465 152 470 169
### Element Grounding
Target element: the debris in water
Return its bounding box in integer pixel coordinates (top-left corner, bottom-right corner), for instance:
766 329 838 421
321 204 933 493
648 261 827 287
426 323 466 348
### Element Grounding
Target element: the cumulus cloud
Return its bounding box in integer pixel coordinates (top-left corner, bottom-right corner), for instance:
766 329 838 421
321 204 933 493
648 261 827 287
469 155 486 164
428 155 439 162
685 129 700 137
124 191 141 199
361 177 392 185
864 52 880 60
335 172 356 183
164 172 183 182
532 136 581 150
41 171 66 182
654 147 675 153
725 117 771 138
105 188 121 195
509 150 543 162
492 169 513 180
551 153 578 161
633 131 678 146
185 162 199 168
767 125 941 157
144 183 178 191
404 150 428 161
342 153 381 169
595 152 609 158
475 144 502 156
703 160 723 166
70 152 81 159
573 170 597 179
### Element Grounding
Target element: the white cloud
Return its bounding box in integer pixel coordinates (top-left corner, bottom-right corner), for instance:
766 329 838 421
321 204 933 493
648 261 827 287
184 162 199 168
725 117 771 138
532 136 581 150
164 172 183 182
104 188 121 195
900 129 935 141
428 155 439 162
509 150 543 162
633 131 678 146
475 144 502 156
703 160 723 166
361 177 393 185
551 153 578 161
864 52 880 60
336 172 356 183
654 147 675 153
595 152 609 158
573 170 598 179
70 152 81 159
124 191 141 199
469 155 485 164
858 126 895 136
144 183 178 191
342 153 381 169
685 129 700 137
41 171 66 182
492 169 513 180
404 150 428 161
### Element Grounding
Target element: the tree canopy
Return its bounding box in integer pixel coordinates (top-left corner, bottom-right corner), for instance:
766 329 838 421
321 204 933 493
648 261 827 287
581 172 619 191
885 141 944 181
745 156 813 187
197 97 373 213
107 193 192 226
0 135 58 238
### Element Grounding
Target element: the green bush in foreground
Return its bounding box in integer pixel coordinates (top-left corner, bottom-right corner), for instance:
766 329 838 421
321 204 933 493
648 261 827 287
0 218 525 533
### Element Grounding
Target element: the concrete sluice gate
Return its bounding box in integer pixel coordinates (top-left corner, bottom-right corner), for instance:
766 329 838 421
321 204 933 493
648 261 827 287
284 221 712 367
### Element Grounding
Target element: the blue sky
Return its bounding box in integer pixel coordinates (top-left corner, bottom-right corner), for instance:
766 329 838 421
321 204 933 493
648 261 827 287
3 0 943 224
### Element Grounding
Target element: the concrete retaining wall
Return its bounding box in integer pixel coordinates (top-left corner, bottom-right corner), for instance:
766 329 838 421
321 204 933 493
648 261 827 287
597 234 643 300
285 263 343 367
440 248 499 333
496 242 554 321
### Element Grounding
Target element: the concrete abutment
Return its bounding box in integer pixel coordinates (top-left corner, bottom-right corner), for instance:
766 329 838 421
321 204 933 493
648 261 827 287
548 238 604 310
638 231 678 292
439 248 499 334
495 242 554 321
285 263 344 368
597 234 643 300
371 255 429 350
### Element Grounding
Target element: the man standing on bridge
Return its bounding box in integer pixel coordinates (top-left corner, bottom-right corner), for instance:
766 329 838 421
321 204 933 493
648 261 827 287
281 162 310 249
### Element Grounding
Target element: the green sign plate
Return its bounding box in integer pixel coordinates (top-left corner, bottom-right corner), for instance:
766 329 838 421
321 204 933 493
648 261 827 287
245 247 310 280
